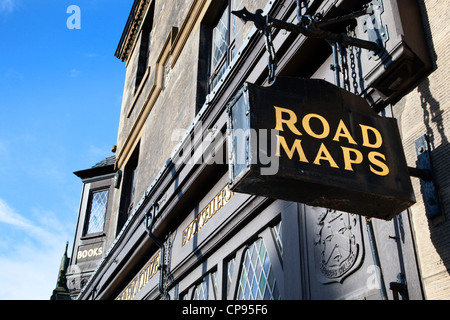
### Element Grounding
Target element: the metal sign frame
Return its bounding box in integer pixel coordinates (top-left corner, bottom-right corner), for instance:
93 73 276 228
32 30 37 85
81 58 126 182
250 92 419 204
227 77 415 220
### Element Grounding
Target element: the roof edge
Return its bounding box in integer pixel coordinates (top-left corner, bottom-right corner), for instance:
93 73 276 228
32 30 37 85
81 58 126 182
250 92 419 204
115 0 151 62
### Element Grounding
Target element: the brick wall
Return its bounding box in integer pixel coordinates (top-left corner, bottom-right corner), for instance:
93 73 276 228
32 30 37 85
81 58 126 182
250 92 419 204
395 0 450 300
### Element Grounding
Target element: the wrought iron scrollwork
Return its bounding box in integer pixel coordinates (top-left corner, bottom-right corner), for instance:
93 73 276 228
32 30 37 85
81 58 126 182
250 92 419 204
232 1 384 88
232 4 381 53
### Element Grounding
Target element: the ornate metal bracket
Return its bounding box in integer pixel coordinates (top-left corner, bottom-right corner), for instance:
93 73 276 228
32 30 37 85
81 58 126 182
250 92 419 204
408 135 442 219
362 0 389 60
232 3 382 53
232 1 384 87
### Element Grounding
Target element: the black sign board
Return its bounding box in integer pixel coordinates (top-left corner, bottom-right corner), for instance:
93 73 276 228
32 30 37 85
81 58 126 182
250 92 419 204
226 77 415 220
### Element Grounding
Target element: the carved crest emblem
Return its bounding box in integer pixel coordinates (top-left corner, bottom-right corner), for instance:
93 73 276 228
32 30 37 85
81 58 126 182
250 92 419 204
313 208 364 283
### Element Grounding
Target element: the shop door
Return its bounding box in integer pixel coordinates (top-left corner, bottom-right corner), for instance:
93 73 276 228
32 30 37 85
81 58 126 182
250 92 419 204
295 205 424 300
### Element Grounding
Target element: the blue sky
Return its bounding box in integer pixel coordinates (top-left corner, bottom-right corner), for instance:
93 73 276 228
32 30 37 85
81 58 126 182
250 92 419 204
0 0 131 299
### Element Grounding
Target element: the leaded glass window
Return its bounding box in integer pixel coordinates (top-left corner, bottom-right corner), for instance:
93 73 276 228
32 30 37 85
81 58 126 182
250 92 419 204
85 190 108 235
187 270 219 300
237 238 281 300
226 257 235 297
231 0 244 42
211 270 218 299
208 0 248 91
211 7 229 88
192 277 208 300
272 221 283 254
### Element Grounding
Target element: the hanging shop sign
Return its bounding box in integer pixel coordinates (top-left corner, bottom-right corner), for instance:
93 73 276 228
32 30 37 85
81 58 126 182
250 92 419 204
226 77 415 220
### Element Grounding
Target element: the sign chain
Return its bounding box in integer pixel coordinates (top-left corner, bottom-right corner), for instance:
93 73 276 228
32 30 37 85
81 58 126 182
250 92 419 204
340 44 350 91
263 17 278 86
348 26 360 95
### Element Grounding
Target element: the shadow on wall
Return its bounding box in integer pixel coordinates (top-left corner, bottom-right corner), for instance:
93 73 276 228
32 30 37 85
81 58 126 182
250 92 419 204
416 1 450 276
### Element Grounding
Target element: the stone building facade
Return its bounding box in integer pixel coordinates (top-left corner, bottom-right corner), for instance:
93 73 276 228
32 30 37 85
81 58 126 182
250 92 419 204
394 1 450 300
64 0 450 300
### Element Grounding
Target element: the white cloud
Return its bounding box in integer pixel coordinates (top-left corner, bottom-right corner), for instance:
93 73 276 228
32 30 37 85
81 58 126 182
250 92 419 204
0 242 66 300
0 0 16 14
69 69 81 78
0 199 32 229
0 199 72 300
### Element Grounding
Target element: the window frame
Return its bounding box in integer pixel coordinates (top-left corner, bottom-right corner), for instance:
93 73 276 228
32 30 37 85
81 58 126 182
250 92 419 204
206 0 246 92
82 187 110 238
209 4 231 90
178 222 284 300
117 142 140 233
235 237 281 300
135 2 155 92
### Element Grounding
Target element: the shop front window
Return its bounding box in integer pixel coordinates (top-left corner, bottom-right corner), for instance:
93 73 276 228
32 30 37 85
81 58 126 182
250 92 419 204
236 238 281 300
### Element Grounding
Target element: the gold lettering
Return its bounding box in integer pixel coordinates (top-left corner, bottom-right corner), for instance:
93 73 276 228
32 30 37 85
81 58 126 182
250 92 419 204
197 210 205 229
341 147 364 171
185 224 192 244
274 106 302 135
276 135 309 162
116 251 161 300
368 151 390 176
205 204 211 221
182 221 197 246
137 252 160 292
139 271 146 291
302 113 330 139
182 230 187 246
216 193 223 211
313 143 339 168
210 197 216 216
360 125 383 148
124 279 138 300
181 184 233 247
181 184 233 246
333 120 357 145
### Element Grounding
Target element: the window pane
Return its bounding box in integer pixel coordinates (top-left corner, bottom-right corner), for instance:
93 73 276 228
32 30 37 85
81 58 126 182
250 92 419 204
226 258 235 297
212 8 229 69
211 62 227 88
231 0 244 38
272 221 283 254
193 277 208 300
211 271 218 299
86 190 108 234
130 166 138 204
236 238 280 300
